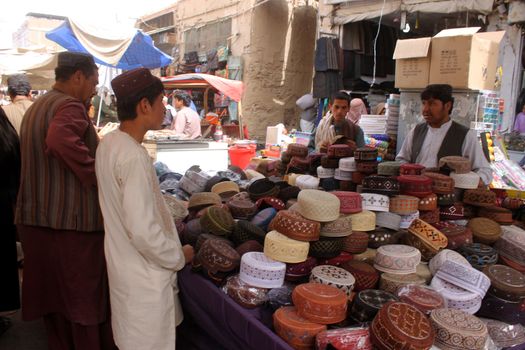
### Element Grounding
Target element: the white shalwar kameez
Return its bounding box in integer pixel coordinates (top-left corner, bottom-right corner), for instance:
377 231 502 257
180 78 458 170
95 129 185 350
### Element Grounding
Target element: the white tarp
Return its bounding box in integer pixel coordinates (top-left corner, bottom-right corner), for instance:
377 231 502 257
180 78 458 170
331 0 495 25
0 49 57 89
68 18 136 66
0 49 119 90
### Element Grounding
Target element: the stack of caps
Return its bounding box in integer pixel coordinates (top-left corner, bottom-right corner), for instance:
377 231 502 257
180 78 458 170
439 156 480 190
389 195 419 229
428 249 483 314
420 172 454 224
324 144 354 190
385 94 400 155
353 147 378 181
317 165 338 192
281 143 309 174
370 301 435 350
431 259 490 314
495 225 525 272
478 264 525 325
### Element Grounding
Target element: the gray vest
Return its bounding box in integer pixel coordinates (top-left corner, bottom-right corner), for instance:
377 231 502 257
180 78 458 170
410 120 469 164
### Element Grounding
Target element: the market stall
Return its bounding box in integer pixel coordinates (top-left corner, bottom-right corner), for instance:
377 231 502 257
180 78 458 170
159 140 525 350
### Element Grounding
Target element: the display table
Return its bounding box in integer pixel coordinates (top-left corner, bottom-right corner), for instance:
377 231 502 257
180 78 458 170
143 139 229 174
177 265 293 350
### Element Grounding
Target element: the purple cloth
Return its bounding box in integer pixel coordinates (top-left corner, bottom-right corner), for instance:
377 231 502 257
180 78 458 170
514 112 525 134
178 265 293 350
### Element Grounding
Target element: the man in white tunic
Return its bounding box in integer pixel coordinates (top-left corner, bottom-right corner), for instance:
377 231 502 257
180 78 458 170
95 68 194 350
396 84 492 185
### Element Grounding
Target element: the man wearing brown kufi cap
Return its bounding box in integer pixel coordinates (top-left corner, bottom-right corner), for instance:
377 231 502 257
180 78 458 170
15 51 117 349
96 68 194 350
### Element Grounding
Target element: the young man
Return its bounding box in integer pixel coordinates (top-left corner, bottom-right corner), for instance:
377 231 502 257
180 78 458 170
170 90 201 139
315 91 366 152
95 68 194 350
16 52 115 349
396 84 492 184
2 74 33 135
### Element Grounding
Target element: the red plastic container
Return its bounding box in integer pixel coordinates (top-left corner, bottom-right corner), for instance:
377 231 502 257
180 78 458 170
229 145 256 170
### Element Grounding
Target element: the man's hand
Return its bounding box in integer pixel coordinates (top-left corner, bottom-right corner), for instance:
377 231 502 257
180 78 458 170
346 140 357 151
182 245 195 264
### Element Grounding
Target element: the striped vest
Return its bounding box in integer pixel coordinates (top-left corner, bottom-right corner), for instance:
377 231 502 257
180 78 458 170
15 89 103 232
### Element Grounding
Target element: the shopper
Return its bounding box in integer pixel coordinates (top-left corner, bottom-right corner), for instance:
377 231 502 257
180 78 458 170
315 91 365 152
346 97 367 124
96 68 194 350
513 102 525 134
170 90 202 139
2 74 33 135
15 52 115 350
0 107 21 335
396 84 492 185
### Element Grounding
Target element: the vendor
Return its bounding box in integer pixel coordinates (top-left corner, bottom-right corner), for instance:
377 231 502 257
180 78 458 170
396 84 492 185
315 91 365 152
170 90 202 139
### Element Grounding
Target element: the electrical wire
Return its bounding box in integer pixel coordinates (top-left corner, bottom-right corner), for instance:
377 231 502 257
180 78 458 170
371 0 387 87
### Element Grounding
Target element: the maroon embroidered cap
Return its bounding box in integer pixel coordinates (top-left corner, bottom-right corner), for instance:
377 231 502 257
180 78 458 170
111 68 160 99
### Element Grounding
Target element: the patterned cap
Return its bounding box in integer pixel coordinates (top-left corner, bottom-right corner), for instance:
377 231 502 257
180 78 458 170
111 68 159 99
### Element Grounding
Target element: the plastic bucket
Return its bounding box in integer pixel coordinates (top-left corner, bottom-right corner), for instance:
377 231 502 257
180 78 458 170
229 145 256 170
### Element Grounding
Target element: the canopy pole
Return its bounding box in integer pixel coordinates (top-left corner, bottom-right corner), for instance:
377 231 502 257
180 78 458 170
238 100 244 140
96 67 110 127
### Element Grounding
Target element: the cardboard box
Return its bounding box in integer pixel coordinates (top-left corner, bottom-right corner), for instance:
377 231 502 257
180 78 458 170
429 27 505 90
393 37 431 89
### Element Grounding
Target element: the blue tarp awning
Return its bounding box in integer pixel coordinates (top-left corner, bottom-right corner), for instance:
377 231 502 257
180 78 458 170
46 19 173 70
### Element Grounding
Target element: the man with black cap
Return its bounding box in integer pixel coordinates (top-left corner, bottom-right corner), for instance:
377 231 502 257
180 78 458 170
396 84 492 184
15 52 116 349
95 68 194 350
3 74 33 134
